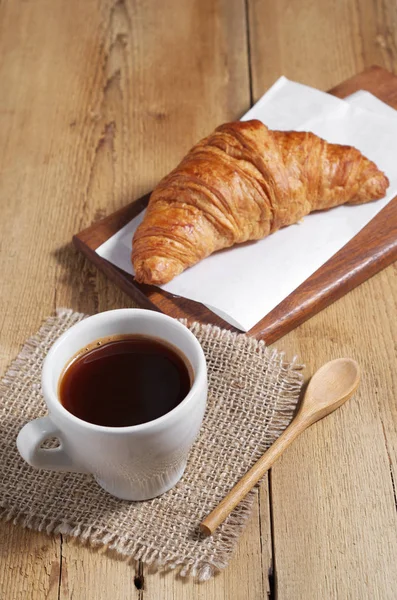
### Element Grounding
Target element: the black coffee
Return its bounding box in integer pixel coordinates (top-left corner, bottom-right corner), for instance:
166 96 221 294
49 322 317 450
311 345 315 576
59 335 192 427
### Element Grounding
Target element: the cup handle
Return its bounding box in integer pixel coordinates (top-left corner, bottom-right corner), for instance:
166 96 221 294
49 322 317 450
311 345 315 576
17 416 88 473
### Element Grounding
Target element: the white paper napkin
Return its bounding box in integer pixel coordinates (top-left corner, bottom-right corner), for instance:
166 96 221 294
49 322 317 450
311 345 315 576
96 78 397 331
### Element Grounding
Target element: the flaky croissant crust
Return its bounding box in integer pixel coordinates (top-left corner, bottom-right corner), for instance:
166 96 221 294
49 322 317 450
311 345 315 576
132 120 389 285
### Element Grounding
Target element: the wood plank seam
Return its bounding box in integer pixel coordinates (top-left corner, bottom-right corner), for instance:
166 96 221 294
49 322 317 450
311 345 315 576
244 0 254 107
267 470 277 600
244 2 276 592
58 535 63 600
258 483 274 600
134 560 145 597
380 420 397 510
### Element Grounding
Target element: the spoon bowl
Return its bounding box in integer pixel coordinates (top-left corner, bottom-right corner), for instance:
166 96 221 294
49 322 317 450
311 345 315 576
298 358 360 426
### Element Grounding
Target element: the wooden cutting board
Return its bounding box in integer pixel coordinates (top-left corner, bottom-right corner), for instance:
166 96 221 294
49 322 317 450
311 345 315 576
73 65 397 344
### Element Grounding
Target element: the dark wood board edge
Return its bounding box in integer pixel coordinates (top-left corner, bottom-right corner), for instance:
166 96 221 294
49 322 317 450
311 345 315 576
74 65 397 342
249 196 397 343
330 64 397 104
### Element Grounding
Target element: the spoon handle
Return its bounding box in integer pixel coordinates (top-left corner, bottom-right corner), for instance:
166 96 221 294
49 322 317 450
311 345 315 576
200 415 307 536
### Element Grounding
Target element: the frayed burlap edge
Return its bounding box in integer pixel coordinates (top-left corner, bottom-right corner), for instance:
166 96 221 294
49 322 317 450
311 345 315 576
0 308 304 581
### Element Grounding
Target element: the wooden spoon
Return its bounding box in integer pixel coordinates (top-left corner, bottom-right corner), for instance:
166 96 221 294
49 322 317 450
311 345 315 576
199 358 360 536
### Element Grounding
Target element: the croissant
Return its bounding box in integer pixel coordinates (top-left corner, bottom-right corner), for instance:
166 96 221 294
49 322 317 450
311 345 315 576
132 120 389 285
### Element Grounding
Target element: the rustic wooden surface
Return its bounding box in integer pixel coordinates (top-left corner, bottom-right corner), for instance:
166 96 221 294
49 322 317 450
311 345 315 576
0 1 396 599
73 66 397 344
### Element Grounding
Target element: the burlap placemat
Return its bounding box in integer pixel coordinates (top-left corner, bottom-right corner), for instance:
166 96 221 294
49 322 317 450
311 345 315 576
0 309 303 580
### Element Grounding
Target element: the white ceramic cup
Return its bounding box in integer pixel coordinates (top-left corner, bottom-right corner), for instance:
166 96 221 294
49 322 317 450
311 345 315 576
16 309 207 500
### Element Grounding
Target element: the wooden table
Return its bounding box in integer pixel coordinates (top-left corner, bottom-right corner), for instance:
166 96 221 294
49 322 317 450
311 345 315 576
1 1 396 598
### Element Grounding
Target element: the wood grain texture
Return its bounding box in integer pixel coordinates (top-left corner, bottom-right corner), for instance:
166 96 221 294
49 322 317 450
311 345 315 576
143 490 271 600
0 521 60 600
58 542 140 600
247 0 397 97
74 66 397 343
1 0 397 599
